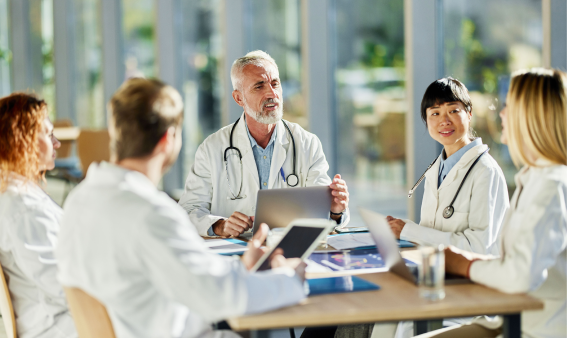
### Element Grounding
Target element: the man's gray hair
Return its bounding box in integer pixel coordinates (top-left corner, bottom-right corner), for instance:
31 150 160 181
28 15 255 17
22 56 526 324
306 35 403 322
230 50 278 91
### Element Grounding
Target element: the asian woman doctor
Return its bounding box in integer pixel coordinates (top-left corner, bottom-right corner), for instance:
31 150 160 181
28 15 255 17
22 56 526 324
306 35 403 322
387 77 509 256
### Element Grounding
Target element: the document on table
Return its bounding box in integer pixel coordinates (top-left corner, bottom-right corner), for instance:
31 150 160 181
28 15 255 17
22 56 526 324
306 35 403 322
326 233 415 250
205 238 248 255
326 233 375 250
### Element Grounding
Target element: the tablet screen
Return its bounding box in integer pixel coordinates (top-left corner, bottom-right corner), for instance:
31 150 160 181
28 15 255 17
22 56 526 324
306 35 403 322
257 225 326 271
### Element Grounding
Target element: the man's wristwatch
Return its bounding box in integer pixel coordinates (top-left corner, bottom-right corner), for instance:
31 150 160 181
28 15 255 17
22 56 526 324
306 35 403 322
330 210 344 216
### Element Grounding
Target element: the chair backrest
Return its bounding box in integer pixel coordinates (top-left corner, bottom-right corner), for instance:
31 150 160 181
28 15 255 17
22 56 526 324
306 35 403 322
76 129 111 176
0 262 17 338
64 287 116 338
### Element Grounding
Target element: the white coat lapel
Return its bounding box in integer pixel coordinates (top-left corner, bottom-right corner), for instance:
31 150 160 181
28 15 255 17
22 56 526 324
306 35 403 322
438 144 488 191
234 113 260 190
420 154 442 226
268 120 290 188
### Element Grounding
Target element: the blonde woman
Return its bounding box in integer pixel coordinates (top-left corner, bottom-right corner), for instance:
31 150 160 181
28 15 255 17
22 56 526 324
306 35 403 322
424 68 567 337
0 93 77 338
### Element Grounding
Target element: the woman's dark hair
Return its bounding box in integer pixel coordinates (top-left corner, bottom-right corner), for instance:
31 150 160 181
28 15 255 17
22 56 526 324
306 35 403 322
420 77 473 124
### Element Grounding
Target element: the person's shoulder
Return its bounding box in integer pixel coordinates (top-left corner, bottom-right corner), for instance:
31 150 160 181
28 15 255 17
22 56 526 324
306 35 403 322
203 123 234 144
537 165 567 189
475 152 505 177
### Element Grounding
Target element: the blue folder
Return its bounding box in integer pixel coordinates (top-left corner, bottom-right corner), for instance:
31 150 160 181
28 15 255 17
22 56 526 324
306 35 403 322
306 276 380 296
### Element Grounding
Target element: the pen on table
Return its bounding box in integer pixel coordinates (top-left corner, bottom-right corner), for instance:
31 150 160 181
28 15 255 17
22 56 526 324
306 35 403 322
280 168 286 182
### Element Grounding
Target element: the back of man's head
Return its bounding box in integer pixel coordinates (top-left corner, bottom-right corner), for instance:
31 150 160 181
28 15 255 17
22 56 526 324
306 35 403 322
109 78 183 162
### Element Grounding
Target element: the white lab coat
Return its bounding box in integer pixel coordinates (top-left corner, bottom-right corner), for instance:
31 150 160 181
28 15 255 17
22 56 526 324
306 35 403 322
0 175 76 338
179 113 350 236
55 162 306 338
401 143 509 255
469 162 567 338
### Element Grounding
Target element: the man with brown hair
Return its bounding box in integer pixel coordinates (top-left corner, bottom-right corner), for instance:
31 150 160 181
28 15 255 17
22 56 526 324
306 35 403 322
55 78 306 338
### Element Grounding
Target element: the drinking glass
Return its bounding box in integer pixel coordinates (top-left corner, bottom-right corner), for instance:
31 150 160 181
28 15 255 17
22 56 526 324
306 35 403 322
418 244 445 301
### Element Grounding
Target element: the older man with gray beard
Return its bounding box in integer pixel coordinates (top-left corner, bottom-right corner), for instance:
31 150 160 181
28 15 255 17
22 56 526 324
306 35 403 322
179 50 350 238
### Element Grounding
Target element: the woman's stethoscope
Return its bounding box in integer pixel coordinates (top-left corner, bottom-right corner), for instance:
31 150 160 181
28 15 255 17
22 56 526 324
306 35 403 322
408 148 489 219
224 117 298 200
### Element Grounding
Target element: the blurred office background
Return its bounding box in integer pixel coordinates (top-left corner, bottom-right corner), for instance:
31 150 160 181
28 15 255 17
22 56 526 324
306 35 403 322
0 0 565 225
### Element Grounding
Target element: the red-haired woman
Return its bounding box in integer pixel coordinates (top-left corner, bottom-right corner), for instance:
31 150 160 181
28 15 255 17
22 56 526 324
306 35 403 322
0 93 77 337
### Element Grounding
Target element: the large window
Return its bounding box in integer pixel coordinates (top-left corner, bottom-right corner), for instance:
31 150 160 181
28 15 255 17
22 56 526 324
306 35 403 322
334 0 407 222
122 0 155 78
179 0 224 181
0 0 10 96
74 0 103 128
443 0 542 193
248 0 305 127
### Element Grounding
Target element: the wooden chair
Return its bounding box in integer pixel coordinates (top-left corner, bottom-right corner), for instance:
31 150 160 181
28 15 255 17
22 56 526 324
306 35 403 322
0 262 17 338
76 130 111 176
64 287 116 338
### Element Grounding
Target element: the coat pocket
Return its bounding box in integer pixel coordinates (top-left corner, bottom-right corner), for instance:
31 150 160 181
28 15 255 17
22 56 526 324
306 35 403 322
441 211 469 232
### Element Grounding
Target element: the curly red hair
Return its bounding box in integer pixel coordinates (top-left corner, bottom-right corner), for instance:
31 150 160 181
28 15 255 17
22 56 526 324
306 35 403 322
0 93 48 192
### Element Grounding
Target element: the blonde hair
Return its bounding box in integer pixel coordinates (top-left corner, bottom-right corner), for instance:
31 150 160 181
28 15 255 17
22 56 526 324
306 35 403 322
230 50 278 90
506 68 567 167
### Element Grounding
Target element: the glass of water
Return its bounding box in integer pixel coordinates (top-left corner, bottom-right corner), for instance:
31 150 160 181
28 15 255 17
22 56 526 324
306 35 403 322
418 244 445 301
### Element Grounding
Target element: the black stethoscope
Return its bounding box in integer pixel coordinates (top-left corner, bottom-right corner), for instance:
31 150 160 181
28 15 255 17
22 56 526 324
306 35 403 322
408 148 489 219
223 117 298 200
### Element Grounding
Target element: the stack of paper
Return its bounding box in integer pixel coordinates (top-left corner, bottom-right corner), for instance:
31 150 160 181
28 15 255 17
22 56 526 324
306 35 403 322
327 233 376 250
326 233 415 250
205 238 248 255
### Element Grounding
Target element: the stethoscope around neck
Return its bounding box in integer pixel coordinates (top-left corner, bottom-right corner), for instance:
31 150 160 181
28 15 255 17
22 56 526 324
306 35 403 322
223 117 299 200
408 148 489 219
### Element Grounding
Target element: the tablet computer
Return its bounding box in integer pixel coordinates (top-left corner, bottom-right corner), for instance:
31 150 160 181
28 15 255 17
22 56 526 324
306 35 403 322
251 219 336 272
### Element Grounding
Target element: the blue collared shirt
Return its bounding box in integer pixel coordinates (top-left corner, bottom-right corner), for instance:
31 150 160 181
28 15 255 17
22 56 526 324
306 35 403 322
245 118 277 190
438 138 482 188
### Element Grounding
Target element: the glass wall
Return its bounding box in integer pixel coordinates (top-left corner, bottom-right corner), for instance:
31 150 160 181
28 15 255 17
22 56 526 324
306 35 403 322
334 0 407 221
122 0 155 78
179 0 224 181
73 0 104 128
39 0 55 120
0 0 10 96
443 0 542 193
247 0 305 127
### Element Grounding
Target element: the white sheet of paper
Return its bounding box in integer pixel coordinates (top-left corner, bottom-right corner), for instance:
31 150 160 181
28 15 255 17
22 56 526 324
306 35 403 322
326 233 375 250
205 239 248 254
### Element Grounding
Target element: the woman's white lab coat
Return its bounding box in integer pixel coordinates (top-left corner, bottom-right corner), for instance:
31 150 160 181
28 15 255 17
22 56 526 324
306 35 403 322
401 143 509 255
179 113 350 236
469 162 567 338
0 176 76 338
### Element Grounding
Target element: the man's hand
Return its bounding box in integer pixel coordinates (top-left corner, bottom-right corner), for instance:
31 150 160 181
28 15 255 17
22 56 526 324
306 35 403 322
386 215 406 239
271 255 307 282
212 211 253 237
330 174 349 220
242 223 269 270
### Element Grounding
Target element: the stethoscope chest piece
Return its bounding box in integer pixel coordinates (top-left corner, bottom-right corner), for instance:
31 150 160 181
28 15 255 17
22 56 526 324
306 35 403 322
286 174 299 187
442 206 454 219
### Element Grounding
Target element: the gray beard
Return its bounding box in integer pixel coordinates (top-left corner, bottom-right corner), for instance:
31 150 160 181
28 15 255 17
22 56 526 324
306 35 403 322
244 100 283 124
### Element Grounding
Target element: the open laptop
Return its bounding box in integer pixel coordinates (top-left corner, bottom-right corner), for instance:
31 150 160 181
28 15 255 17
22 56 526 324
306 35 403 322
359 208 470 285
250 186 332 235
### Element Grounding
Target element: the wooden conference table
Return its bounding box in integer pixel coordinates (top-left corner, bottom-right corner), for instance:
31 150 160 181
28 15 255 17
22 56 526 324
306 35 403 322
211 237 544 338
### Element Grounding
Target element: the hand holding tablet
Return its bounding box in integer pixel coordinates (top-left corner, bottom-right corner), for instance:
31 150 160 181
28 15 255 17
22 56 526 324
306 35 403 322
251 219 336 272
